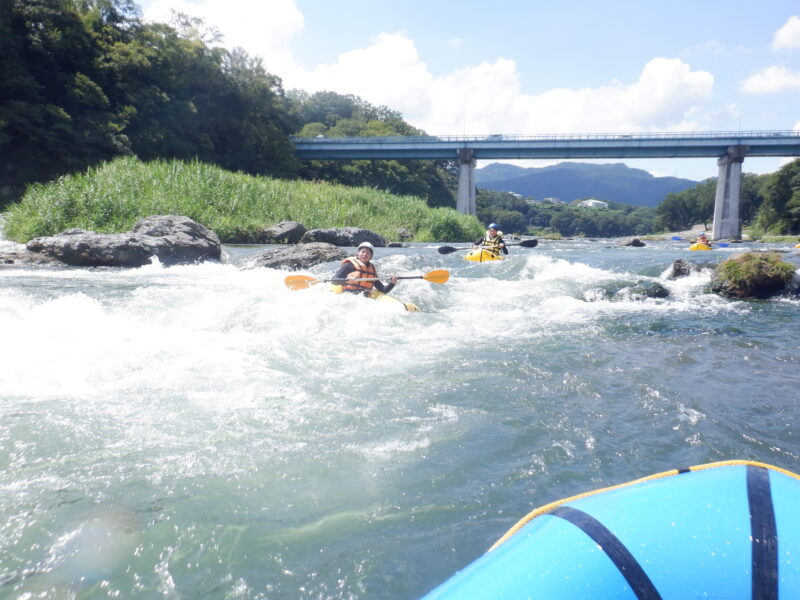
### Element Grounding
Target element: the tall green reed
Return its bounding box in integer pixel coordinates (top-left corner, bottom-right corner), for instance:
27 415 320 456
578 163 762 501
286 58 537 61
2 157 482 243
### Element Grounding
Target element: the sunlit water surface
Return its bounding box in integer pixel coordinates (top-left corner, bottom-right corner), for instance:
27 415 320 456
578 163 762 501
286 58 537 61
2 238 799 599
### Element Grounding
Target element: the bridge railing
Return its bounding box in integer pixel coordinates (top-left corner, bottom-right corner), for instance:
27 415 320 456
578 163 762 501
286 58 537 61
292 130 800 144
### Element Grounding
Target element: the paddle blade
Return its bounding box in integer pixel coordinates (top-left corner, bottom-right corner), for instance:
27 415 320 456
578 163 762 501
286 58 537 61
715 242 729 247
519 239 539 248
422 269 449 284
437 246 459 254
671 236 683 241
284 274 318 290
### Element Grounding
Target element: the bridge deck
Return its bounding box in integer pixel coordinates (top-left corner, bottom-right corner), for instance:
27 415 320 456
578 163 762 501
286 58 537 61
292 131 800 160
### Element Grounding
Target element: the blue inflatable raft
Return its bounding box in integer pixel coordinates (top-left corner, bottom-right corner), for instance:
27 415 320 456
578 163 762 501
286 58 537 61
422 460 800 599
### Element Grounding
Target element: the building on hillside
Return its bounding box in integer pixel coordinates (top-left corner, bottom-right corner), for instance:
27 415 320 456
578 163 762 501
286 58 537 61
543 197 566 204
576 199 608 208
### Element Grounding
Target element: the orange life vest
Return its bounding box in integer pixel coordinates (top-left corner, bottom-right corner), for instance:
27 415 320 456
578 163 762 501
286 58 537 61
342 257 377 292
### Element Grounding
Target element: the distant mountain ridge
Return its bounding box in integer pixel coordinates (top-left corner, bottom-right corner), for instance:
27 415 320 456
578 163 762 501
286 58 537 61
476 162 700 207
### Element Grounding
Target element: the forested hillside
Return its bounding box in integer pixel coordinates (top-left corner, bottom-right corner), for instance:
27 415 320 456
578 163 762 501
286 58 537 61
0 0 455 209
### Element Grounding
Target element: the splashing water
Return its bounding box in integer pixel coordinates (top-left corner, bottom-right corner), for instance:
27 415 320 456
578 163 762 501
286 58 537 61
2 240 799 599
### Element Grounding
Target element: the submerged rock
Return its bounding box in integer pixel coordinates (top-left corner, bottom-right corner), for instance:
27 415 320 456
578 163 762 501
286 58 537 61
666 258 717 279
621 238 646 247
245 242 346 270
585 279 671 302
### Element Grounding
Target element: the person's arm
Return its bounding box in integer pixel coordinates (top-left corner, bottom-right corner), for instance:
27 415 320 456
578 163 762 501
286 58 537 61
330 261 354 285
500 237 509 254
373 275 397 294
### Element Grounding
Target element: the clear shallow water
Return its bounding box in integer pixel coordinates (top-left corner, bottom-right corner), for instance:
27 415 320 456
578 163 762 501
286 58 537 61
1 239 799 599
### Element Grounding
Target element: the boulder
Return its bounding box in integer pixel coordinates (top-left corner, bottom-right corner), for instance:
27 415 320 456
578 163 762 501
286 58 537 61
245 242 346 270
626 281 670 299
395 228 414 241
255 221 307 244
299 227 387 247
24 215 221 267
710 252 797 299
0 245 68 266
666 258 717 279
131 215 221 265
667 258 693 279
26 229 157 267
621 238 646 247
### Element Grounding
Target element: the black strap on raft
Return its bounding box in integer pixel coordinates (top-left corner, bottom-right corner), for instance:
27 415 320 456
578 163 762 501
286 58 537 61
550 505 662 600
747 465 778 600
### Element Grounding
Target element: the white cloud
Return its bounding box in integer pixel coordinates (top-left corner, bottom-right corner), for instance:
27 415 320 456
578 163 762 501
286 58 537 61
772 15 800 50
741 66 800 93
143 0 304 76
290 33 714 136
138 1 715 137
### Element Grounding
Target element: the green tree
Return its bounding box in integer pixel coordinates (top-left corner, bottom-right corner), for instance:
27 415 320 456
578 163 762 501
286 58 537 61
292 91 455 208
755 159 800 234
0 0 131 204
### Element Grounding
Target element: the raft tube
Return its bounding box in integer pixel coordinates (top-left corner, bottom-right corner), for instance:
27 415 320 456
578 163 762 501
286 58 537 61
689 242 712 251
330 284 420 312
465 248 504 262
422 460 800 599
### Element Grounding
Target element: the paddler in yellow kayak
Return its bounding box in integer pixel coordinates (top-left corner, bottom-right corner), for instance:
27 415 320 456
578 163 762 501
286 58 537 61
331 241 398 296
472 223 508 259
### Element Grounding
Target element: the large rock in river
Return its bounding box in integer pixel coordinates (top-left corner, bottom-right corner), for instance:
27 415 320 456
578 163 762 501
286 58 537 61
299 227 387 247
245 242 346 270
255 221 307 244
709 252 796 299
25 215 221 267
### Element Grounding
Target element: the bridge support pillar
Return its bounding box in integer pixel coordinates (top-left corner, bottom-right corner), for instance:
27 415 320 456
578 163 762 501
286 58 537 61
456 148 476 215
712 145 748 241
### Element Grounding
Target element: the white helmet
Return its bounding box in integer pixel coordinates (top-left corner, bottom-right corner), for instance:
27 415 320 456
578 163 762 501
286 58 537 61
357 241 374 252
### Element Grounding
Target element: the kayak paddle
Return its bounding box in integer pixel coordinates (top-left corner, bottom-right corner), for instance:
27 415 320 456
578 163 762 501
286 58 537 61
437 239 538 255
285 269 450 290
672 235 728 247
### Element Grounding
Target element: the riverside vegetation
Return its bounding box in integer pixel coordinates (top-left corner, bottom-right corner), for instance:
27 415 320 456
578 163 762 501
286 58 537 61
1 157 483 244
3 0 799 239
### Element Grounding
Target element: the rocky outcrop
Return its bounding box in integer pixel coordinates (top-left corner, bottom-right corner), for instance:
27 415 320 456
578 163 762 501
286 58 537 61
299 227 387 247
666 258 717 279
710 252 797 299
621 238 645 247
244 242 346 270
255 221 307 244
0 245 67 266
130 215 221 265
17 215 220 268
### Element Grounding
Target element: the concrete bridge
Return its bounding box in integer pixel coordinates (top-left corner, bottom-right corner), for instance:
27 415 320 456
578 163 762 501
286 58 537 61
292 130 800 240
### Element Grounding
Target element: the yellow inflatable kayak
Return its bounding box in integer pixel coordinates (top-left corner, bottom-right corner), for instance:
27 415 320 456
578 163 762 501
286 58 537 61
330 285 421 312
689 242 712 251
465 248 504 262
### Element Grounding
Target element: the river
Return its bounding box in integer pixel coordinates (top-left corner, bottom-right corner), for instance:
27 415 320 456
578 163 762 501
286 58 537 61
2 237 799 599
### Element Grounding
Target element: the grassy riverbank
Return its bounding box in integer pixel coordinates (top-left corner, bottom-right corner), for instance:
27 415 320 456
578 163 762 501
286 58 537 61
2 157 483 244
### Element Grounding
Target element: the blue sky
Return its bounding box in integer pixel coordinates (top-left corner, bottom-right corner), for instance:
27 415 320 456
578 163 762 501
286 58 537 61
138 0 800 181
